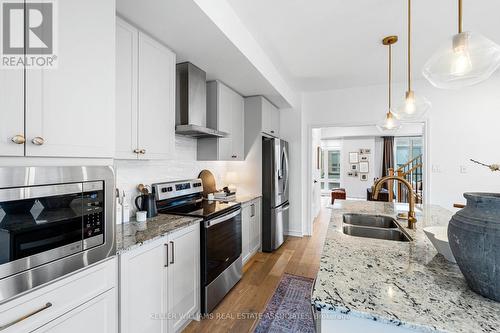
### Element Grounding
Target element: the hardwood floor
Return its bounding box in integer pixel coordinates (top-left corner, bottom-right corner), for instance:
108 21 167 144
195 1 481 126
184 205 331 333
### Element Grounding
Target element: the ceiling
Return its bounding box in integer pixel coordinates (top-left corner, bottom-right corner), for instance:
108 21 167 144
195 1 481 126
228 0 500 91
116 0 291 107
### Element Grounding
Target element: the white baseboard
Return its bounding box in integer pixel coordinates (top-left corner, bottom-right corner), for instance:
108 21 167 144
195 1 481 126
285 230 303 237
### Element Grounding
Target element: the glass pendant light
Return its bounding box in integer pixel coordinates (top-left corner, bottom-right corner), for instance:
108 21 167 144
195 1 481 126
377 36 401 133
395 0 431 120
423 0 500 89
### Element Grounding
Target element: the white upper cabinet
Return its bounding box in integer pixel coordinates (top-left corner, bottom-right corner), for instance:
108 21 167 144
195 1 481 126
137 33 175 160
262 97 280 137
198 81 244 161
0 70 24 156
115 18 139 159
115 18 176 160
25 0 115 158
244 96 280 140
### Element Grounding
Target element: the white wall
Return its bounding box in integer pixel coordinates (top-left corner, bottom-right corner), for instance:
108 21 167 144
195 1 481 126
279 106 305 237
339 137 376 199
302 76 500 211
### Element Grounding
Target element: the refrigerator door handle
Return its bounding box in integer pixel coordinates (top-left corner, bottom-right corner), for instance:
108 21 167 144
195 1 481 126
282 147 290 197
276 202 290 212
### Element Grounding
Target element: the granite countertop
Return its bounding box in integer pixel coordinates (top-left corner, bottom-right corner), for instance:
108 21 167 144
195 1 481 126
234 194 262 205
116 214 202 254
313 200 500 333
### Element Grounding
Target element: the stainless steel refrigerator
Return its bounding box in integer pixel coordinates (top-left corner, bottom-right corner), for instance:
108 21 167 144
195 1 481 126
262 137 290 252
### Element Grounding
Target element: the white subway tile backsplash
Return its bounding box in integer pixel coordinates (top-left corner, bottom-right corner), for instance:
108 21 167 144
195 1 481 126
115 135 232 216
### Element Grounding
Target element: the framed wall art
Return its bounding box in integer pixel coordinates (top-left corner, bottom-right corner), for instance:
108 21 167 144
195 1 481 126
349 152 359 164
359 161 369 173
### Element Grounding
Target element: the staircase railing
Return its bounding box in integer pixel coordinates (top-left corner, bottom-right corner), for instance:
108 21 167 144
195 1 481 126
395 154 423 203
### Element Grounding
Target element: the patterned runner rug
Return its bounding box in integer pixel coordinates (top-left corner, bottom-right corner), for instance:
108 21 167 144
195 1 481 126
254 273 315 333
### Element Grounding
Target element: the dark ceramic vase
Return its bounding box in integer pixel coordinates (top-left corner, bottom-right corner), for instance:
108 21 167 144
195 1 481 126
448 193 500 302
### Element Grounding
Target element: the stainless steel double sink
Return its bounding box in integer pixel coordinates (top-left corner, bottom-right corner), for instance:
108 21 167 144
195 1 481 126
342 213 412 242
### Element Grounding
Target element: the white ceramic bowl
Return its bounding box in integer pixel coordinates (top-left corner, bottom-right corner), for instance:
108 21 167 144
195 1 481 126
423 226 457 263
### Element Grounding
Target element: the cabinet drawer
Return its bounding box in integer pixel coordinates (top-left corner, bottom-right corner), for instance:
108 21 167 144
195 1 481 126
0 258 116 333
32 288 117 333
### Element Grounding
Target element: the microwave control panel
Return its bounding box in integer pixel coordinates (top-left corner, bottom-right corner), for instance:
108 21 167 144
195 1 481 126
82 184 105 249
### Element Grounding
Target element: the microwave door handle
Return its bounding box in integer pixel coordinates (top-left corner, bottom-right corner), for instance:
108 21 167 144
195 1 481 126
204 208 241 228
0 183 83 202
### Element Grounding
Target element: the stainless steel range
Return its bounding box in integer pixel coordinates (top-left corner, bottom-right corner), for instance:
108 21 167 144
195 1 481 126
153 179 242 314
0 166 115 303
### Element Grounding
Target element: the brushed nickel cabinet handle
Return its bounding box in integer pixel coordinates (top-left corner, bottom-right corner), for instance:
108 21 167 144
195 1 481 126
164 243 169 267
231 155 237 158
140 149 146 154
0 302 52 331
170 241 175 264
31 137 45 145
11 135 25 144
133 149 140 154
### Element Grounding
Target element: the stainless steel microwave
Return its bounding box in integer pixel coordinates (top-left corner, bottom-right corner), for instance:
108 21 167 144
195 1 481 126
0 166 115 303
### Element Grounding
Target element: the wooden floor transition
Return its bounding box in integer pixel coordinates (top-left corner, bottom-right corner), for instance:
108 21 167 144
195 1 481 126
184 205 331 333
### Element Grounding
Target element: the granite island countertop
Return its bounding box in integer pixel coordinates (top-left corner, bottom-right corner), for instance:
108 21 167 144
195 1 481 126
313 200 500 333
116 214 202 254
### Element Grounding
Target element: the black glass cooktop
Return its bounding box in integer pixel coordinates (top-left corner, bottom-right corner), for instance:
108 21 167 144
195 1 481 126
159 199 240 219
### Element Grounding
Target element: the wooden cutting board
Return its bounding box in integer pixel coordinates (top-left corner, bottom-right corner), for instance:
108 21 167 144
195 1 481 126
198 170 217 197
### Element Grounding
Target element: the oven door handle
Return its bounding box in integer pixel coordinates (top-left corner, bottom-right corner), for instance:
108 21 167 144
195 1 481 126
204 208 241 228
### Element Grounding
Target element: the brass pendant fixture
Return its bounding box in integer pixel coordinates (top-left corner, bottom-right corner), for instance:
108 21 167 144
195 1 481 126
377 36 401 132
394 0 431 120
423 0 500 89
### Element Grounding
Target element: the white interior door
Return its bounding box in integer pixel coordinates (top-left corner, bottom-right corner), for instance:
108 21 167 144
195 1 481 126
320 149 341 195
311 168 321 219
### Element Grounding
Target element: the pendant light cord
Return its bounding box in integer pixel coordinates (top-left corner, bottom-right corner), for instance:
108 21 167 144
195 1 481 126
458 0 463 33
407 0 412 92
388 43 392 112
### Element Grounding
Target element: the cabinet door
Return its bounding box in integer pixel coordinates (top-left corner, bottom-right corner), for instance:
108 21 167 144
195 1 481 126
231 92 244 161
115 17 139 159
167 224 200 332
120 239 168 333
241 204 251 264
32 288 117 333
0 69 24 156
217 83 234 160
250 199 262 252
261 98 273 136
271 106 280 138
137 33 175 160
25 0 115 158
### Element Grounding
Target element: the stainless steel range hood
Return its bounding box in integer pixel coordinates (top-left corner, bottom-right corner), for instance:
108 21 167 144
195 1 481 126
175 62 228 138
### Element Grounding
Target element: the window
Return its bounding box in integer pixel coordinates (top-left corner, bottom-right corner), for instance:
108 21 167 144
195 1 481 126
320 149 341 194
395 137 422 168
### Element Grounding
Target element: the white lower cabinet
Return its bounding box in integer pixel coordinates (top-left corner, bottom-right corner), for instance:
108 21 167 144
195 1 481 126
32 289 117 333
0 258 117 333
241 198 262 265
119 223 200 333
